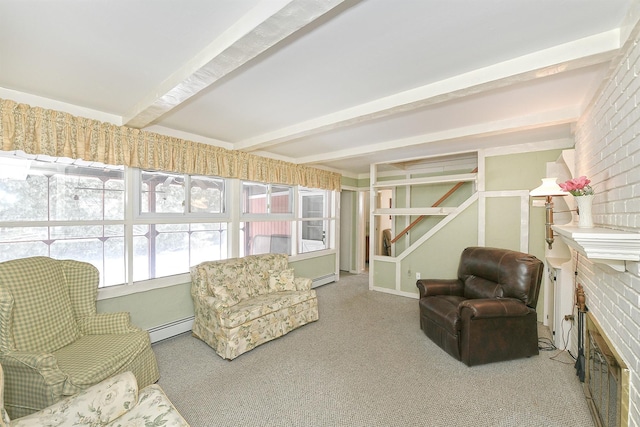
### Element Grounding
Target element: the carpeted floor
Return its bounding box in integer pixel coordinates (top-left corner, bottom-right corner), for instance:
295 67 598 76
153 273 594 427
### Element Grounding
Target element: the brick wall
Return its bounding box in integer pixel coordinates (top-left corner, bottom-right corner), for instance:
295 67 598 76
574 24 640 426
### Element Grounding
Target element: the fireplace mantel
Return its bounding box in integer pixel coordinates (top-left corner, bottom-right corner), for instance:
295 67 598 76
552 225 640 272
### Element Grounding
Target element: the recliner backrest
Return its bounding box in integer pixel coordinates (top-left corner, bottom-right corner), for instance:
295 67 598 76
457 247 543 308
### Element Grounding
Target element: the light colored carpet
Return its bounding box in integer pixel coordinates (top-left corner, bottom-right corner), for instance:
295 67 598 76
153 273 594 427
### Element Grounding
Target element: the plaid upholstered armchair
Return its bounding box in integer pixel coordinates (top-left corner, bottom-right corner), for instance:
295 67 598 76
0 257 160 419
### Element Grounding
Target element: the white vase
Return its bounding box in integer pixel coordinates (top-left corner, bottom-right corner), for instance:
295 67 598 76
575 195 594 228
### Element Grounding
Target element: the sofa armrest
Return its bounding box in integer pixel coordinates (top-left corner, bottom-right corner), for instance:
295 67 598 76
460 298 531 319
294 277 312 291
78 312 139 335
112 384 190 426
9 371 139 427
416 279 463 298
196 295 233 313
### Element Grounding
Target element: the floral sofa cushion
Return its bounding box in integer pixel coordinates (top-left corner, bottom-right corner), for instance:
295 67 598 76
0 366 190 427
268 268 297 292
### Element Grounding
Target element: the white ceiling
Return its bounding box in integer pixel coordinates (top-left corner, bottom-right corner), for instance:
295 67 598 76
0 0 635 177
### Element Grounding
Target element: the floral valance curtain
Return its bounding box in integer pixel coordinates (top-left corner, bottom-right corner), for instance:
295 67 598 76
0 98 341 191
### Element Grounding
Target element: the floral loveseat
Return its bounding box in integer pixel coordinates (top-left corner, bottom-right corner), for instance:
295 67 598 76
190 254 319 360
0 365 190 427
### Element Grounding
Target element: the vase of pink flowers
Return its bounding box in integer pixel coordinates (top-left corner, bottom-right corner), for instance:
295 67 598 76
559 176 594 228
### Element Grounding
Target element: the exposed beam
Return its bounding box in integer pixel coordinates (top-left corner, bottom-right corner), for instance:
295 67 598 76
296 106 581 165
235 30 620 152
123 0 348 128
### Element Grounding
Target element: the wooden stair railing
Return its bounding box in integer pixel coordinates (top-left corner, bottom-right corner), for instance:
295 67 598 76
390 167 478 244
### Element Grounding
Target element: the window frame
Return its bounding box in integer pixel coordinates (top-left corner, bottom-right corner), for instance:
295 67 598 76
0 152 338 300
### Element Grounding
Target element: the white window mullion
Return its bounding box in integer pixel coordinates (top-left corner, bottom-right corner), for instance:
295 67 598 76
125 167 137 286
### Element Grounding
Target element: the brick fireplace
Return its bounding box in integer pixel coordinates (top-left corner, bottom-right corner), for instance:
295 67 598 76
572 12 640 426
584 312 630 427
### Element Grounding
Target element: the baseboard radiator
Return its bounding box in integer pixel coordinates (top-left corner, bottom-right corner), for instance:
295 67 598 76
312 273 336 287
148 274 335 343
148 317 194 344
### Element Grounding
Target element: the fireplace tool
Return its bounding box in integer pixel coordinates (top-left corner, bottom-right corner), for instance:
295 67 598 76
574 283 586 382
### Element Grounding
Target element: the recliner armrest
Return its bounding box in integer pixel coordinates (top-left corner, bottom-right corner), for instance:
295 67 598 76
459 298 531 319
416 279 463 298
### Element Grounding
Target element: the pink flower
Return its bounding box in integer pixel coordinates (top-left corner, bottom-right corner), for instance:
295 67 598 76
559 176 594 196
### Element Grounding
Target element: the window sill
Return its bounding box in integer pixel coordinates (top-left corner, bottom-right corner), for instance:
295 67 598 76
97 249 337 300
552 224 640 272
97 273 191 300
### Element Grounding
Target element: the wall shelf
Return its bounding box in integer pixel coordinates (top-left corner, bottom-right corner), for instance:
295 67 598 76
552 224 640 272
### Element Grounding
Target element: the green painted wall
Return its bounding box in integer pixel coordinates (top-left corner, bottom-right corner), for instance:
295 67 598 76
399 201 478 293
485 149 565 321
97 282 193 330
373 259 396 290
97 253 337 331
341 176 358 188
485 196 523 251
485 149 563 262
290 254 336 279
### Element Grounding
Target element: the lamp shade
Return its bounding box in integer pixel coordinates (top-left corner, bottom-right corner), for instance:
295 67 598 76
530 178 569 197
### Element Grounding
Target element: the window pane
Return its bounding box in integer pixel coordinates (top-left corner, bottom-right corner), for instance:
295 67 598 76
104 178 126 220
190 176 224 214
49 167 124 221
103 237 126 287
300 219 328 253
133 229 150 282
242 182 267 214
47 225 125 286
133 223 227 280
155 229 189 277
240 221 292 256
0 226 48 242
191 225 227 265
0 241 49 262
140 171 185 214
0 173 48 221
271 185 292 214
301 191 326 218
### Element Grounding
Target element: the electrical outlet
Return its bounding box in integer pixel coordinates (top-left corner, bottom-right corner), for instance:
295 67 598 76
564 314 575 322
416 272 421 280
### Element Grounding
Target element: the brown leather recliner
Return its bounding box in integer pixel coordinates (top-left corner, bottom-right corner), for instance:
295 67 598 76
416 247 544 366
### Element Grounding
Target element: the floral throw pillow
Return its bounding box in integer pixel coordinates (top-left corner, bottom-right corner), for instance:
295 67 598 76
268 268 297 292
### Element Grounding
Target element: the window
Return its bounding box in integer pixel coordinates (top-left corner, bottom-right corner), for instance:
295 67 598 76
0 154 228 288
240 182 294 256
135 170 228 282
240 182 336 257
0 152 336 292
299 188 332 254
0 156 127 286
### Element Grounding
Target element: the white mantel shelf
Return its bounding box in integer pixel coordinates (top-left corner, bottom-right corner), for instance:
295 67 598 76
552 224 640 272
